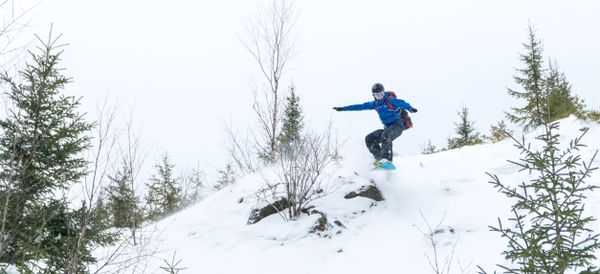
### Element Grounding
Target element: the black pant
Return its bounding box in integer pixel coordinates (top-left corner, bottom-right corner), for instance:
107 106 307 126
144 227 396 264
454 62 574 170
365 120 404 161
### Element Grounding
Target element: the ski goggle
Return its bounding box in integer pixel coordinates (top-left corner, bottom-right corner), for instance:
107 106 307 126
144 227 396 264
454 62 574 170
373 92 385 100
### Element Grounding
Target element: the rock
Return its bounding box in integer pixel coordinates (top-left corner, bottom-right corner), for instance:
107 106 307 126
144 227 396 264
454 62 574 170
309 209 328 233
337 249 344 253
301 205 316 214
238 197 244 204
344 185 384 201
247 197 290 225
334 220 346 228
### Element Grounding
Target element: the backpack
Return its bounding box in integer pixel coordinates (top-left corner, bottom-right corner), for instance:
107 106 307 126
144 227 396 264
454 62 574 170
384 91 413 130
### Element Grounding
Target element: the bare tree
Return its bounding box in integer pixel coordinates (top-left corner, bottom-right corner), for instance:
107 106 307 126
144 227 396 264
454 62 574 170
119 113 145 245
260 129 336 220
0 0 40 72
239 0 298 163
224 122 260 175
66 99 120 274
417 210 459 274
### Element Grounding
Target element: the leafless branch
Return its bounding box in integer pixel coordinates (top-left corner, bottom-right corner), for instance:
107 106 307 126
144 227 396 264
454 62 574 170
235 0 298 162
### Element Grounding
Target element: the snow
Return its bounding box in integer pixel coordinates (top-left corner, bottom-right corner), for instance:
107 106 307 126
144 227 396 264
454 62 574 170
0 264 19 274
94 116 600 274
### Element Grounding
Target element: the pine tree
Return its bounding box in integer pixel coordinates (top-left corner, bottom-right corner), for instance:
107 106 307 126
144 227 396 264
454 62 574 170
0 32 115 272
506 25 547 130
279 85 304 146
144 154 182 221
447 105 483 149
487 122 600 273
106 162 142 229
214 162 236 191
487 120 513 143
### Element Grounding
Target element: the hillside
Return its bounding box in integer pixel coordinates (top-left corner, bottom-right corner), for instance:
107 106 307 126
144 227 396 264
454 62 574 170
98 117 600 274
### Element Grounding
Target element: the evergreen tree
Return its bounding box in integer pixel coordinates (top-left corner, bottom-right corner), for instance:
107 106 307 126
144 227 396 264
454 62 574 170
279 85 304 146
106 162 142 229
145 154 182 221
422 140 438 154
545 61 586 121
0 32 114 272
586 109 600 122
487 120 513 143
506 25 547 130
447 105 483 149
506 26 589 130
487 122 600 273
181 167 204 207
214 162 236 191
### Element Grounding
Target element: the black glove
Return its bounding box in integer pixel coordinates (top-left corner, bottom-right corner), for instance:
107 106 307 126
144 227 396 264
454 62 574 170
409 108 418 113
333 107 344 111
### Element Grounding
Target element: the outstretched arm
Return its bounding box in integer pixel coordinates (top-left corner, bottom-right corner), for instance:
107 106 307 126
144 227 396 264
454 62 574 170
390 98 418 113
333 101 375 111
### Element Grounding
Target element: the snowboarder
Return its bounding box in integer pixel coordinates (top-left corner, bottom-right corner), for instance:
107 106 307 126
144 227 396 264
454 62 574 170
333 83 418 170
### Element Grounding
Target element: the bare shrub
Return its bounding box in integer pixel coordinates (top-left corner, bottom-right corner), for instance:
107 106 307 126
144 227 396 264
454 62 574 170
258 129 336 220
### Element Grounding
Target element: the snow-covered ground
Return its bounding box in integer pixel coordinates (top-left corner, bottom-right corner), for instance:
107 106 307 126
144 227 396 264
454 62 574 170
96 117 600 274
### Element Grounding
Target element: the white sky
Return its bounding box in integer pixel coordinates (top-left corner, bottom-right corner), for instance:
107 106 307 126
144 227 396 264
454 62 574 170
6 0 600 180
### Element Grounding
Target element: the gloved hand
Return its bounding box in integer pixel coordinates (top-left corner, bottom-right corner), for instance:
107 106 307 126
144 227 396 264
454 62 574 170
333 107 344 111
409 108 418 113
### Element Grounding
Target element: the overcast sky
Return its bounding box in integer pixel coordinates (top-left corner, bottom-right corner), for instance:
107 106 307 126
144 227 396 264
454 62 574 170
6 0 600 180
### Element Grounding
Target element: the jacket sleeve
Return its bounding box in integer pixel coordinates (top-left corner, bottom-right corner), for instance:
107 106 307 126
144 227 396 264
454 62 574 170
341 101 375 111
389 98 414 110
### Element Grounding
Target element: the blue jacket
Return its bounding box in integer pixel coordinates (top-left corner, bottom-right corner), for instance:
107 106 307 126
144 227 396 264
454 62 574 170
340 92 414 126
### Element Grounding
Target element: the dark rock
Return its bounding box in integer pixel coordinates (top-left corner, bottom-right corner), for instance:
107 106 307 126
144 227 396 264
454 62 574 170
344 185 384 201
238 197 244 204
301 205 316 214
310 210 328 233
334 220 346 228
337 249 344 253
247 197 290 225
432 228 445 235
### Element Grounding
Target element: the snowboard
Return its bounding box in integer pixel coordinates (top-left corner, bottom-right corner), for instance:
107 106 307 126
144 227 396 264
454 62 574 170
373 160 396 170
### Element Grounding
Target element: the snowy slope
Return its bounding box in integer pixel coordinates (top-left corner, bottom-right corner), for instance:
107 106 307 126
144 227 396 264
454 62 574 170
99 117 600 274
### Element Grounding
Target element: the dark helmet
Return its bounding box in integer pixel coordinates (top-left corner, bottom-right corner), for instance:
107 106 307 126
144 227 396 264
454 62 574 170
372 83 385 93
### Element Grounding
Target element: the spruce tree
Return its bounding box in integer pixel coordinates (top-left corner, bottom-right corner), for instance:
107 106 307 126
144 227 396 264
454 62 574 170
214 162 236 191
487 122 600 273
279 85 304 146
144 154 182 221
506 25 547 130
447 105 483 149
181 167 204 207
506 26 589 130
545 61 586 121
0 33 117 272
106 162 142 229
487 120 513 143
422 140 438 154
